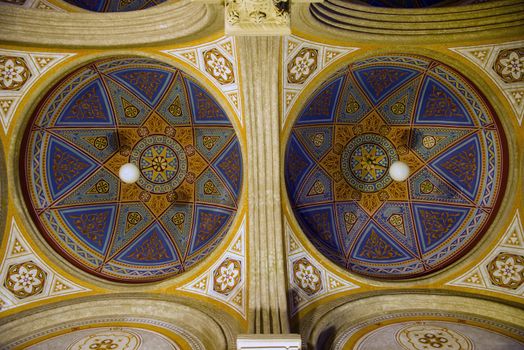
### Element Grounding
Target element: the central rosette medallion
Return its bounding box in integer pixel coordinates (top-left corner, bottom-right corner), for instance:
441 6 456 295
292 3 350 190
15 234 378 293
22 57 244 283
284 54 506 279
341 133 398 192
130 135 188 194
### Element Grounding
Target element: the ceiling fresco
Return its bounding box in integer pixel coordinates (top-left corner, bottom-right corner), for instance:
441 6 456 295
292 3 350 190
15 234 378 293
345 320 524 349
351 0 450 7
25 327 181 349
343 0 486 8
21 56 243 283
62 0 166 12
284 54 506 279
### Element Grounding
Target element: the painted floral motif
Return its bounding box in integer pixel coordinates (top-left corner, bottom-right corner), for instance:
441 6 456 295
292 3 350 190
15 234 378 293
213 258 241 294
0 56 31 90
287 48 318 84
494 48 524 83
4 261 46 299
397 324 472 350
68 330 140 350
203 48 235 85
487 252 524 289
293 258 322 295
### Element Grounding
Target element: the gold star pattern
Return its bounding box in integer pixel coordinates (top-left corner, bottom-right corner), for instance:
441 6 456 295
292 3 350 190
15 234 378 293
352 145 387 181
140 146 177 183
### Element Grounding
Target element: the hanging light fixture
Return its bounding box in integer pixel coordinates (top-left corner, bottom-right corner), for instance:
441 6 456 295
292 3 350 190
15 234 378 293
388 160 410 182
119 163 140 184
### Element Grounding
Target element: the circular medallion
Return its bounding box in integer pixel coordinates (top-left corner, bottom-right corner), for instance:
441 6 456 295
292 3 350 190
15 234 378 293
21 57 243 283
130 135 187 194
284 54 506 279
341 133 398 192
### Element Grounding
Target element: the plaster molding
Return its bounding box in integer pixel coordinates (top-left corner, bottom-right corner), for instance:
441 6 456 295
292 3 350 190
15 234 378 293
281 35 358 128
0 1 219 47
446 210 524 298
0 298 233 349
237 36 290 333
300 293 524 349
0 217 89 312
285 221 359 317
450 41 524 126
292 0 524 43
0 48 75 134
237 334 302 349
163 36 243 125
333 311 524 350
224 0 290 35
179 216 247 318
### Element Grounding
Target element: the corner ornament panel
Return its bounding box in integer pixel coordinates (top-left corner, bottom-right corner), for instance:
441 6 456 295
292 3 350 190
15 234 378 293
21 57 243 283
284 54 507 279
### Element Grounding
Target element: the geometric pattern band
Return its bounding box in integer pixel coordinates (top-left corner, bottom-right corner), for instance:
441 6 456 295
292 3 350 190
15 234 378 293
285 54 506 279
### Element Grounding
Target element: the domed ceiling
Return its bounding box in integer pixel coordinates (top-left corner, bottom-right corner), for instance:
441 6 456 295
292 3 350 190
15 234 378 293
285 54 506 279
22 56 242 283
347 0 478 7
62 0 166 12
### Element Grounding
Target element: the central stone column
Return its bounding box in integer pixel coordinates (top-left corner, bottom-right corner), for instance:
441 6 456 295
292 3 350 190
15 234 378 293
238 36 290 334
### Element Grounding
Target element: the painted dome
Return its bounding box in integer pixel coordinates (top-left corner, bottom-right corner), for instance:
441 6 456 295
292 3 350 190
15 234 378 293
349 0 478 8
63 0 166 12
22 57 242 283
285 54 506 279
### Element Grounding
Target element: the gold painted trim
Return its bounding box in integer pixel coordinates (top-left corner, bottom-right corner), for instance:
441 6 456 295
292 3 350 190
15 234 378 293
7 50 248 296
280 46 520 289
0 1 222 48
292 0 524 44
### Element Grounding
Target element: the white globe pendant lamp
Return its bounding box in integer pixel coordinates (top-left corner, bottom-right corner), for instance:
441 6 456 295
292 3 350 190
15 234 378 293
119 163 140 184
389 161 410 182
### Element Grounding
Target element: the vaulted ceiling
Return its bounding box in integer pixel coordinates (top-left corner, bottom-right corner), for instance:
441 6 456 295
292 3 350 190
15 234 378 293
0 0 523 349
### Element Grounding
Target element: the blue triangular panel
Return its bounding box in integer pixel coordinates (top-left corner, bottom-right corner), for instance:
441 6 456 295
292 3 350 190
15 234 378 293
334 202 369 255
410 127 471 162
377 76 421 125
295 126 333 160
336 77 372 124
285 133 315 199
55 79 115 127
295 167 333 206
58 204 116 255
103 77 152 126
195 168 236 208
55 168 119 207
188 205 233 255
353 66 419 104
45 136 98 200
296 204 342 255
109 202 154 257
351 222 414 263
109 67 173 106
412 203 470 254
159 203 194 259
430 134 482 201
373 202 419 256
52 129 119 163
414 76 475 126
186 79 230 125
213 139 243 198
156 73 193 125
114 223 178 265
409 168 471 205
195 128 235 161
297 77 343 125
